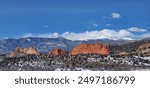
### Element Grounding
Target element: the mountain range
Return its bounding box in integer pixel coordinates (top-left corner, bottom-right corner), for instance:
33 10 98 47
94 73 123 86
0 37 150 55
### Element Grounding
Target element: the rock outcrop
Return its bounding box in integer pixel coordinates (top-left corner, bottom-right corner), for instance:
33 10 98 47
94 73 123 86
50 48 65 56
69 42 110 55
10 47 40 57
138 43 150 55
119 51 130 56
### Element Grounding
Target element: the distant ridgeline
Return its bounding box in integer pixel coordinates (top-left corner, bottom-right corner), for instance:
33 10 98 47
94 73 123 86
0 37 150 57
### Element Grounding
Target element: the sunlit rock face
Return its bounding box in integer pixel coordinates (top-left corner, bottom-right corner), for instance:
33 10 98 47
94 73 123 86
69 42 110 55
9 47 40 57
138 43 150 55
119 51 130 56
49 48 65 56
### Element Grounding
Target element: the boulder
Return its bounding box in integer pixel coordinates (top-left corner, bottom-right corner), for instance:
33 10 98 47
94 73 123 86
69 42 110 55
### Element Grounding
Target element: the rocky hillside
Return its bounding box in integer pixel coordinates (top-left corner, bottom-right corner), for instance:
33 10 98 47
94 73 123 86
110 38 150 54
138 43 150 55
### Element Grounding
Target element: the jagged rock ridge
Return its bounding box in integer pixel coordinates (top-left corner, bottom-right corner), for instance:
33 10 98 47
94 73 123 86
69 42 110 55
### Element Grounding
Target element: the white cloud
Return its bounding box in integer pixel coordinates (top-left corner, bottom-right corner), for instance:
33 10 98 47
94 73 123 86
22 33 60 38
140 33 150 38
22 30 134 40
127 27 147 32
118 30 133 38
38 32 60 38
93 23 99 27
22 33 34 38
61 29 133 40
22 27 148 40
112 12 121 19
106 24 112 26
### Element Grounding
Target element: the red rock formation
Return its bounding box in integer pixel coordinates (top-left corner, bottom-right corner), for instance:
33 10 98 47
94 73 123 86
50 48 65 56
69 42 110 55
10 47 40 57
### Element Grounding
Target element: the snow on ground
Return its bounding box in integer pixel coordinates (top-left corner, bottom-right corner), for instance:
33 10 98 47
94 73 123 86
142 57 150 61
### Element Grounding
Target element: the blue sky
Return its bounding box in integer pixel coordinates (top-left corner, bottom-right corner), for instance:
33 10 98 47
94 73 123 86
0 0 149 40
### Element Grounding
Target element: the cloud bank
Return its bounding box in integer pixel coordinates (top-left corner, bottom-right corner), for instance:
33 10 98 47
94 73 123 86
22 27 149 41
61 29 133 40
